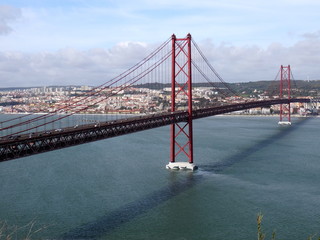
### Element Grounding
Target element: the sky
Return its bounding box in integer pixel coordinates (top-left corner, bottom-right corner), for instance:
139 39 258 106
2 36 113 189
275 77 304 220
0 0 320 87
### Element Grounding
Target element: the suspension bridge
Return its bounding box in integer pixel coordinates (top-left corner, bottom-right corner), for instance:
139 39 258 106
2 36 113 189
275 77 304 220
0 34 313 168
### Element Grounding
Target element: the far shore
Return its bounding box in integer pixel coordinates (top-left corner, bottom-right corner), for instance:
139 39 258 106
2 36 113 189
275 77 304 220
0 112 317 118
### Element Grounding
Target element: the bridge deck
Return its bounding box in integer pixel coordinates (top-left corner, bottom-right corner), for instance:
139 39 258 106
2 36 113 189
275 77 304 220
0 98 310 162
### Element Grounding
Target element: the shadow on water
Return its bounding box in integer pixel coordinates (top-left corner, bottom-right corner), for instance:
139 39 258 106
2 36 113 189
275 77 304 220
200 117 312 173
61 117 311 239
62 172 202 239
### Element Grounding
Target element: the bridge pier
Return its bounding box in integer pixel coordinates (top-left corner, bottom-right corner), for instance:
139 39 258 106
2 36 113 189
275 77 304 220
278 121 291 126
166 162 198 171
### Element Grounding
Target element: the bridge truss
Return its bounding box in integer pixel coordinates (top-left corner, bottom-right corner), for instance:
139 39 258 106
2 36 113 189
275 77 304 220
0 98 310 163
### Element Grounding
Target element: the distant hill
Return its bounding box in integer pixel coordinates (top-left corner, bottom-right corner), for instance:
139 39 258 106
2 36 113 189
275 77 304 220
229 80 320 97
135 80 320 97
0 85 83 91
1 80 319 97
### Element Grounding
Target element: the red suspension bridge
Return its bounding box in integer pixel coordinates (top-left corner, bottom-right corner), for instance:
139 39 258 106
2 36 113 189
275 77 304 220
0 34 312 167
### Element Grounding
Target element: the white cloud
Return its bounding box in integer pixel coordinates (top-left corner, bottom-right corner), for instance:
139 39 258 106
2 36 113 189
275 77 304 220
0 41 152 87
0 0 319 87
0 33 319 88
198 32 320 82
0 5 21 35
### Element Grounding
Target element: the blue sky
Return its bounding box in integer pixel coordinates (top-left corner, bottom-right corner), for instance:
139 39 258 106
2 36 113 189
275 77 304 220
0 0 320 87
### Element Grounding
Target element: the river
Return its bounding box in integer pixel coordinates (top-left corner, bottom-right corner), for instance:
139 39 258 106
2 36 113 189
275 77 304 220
0 115 319 239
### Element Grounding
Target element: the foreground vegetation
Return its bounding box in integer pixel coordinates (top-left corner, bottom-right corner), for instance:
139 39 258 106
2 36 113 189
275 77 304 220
0 220 48 240
257 213 319 240
1 214 319 239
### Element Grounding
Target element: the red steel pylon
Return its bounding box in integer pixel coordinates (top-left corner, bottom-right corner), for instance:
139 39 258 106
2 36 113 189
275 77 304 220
170 33 194 164
279 65 291 124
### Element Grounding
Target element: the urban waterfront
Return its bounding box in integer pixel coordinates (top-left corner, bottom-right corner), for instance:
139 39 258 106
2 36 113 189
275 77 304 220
0 115 320 239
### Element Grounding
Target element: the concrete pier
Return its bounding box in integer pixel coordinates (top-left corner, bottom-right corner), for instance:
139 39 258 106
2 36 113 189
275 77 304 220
166 162 198 171
278 121 291 125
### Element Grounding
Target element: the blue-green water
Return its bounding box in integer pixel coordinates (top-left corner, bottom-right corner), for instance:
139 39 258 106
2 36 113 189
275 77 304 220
0 116 320 239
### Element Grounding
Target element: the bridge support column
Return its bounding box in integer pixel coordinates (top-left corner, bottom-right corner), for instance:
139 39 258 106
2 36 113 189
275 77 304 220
166 33 197 171
278 65 292 125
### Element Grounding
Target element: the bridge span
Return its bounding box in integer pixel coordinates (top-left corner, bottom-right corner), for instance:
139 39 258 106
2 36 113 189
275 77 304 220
0 98 310 163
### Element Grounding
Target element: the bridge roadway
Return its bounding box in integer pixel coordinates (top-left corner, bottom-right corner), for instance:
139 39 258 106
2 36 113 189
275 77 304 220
0 98 310 162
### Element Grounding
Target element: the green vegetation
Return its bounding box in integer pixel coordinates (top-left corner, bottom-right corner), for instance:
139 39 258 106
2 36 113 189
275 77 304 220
0 220 48 240
231 80 320 97
135 80 320 97
257 213 320 240
257 213 276 240
1 214 319 239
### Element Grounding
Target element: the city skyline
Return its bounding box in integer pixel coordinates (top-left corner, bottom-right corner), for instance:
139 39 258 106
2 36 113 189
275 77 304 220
0 0 320 87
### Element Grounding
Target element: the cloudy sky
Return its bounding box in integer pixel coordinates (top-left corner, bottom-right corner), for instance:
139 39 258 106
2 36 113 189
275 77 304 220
0 0 320 87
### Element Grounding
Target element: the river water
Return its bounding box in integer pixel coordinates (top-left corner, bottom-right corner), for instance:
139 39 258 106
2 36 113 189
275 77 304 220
0 115 319 239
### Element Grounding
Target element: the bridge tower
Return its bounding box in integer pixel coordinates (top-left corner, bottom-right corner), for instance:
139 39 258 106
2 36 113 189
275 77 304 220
278 65 292 125
166 34 197 171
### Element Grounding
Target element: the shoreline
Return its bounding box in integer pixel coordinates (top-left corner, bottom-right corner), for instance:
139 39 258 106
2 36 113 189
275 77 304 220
0 112 317 118
216 114 318 118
